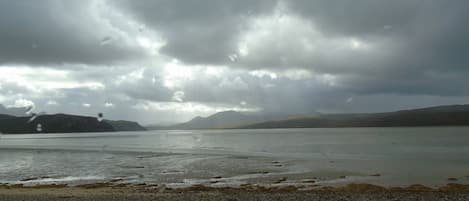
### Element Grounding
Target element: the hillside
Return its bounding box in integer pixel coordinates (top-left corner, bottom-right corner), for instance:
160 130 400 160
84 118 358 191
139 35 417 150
105 120 147 131
240 105 469 129
0 113 146 134
150 110 319 130
165 111 265 129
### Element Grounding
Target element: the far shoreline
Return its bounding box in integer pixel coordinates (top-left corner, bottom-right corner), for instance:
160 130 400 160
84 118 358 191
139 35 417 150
4 125 469 134
149 125 469 131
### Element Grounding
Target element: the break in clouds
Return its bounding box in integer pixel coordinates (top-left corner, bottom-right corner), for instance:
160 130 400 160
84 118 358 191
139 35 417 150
1 0 469 124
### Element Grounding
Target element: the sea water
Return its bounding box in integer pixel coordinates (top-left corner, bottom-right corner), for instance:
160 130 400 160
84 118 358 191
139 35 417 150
1 127 468 188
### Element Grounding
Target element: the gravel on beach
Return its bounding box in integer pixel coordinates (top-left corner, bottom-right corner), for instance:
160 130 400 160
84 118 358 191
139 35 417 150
1 188 469 201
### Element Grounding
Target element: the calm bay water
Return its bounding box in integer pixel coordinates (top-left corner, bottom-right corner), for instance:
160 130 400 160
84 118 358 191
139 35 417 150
1 127 469 187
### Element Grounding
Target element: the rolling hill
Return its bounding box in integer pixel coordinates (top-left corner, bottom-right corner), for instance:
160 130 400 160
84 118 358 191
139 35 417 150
149 110 320 130
0 113 146 134
240 105 469 129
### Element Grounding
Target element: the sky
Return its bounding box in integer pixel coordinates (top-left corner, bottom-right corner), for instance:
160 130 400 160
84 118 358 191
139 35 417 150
1 0 469 125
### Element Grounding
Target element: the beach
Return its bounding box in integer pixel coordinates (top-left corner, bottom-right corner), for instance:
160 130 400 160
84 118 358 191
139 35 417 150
2 183 469 201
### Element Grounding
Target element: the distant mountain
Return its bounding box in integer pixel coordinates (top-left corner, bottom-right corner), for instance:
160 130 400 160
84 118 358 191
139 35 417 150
240 104 469 129
0 113 146 134
393 104 469 113
167 111 263 129
149 110 319 130
0 104 32 117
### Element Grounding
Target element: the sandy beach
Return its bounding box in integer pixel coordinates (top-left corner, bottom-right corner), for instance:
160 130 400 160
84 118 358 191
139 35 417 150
1 183 469 201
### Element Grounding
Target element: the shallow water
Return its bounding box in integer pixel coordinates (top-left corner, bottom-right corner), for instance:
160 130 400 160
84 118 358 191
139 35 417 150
1 127 469 188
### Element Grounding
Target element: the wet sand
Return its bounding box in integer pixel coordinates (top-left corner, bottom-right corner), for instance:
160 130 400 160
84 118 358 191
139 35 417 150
1 183 469 201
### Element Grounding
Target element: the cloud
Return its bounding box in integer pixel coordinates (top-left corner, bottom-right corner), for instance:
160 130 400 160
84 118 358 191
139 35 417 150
46 100 59 106
104 102 115 108
171 91 185 102
10 98 35 108
114 0 277 65
233 10 379 73
229 0 469 96
1 0 469 124
0 0 148 66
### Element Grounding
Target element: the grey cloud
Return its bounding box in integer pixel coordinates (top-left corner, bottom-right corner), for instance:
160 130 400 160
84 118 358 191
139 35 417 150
119 71 174 102
65 65 327 115
60 66 173 103
286 0 422 37
232 0 469 96
2 0 469 124
0 0 146 66
114 0 276 65
285 0 469 69
154 71 333 114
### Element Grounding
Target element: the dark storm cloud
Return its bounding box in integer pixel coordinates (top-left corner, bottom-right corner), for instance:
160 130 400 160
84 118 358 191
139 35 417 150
287 0 421 37
114 0 469 92
114 0 276 65
0 0 146 66
233 0 469 96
